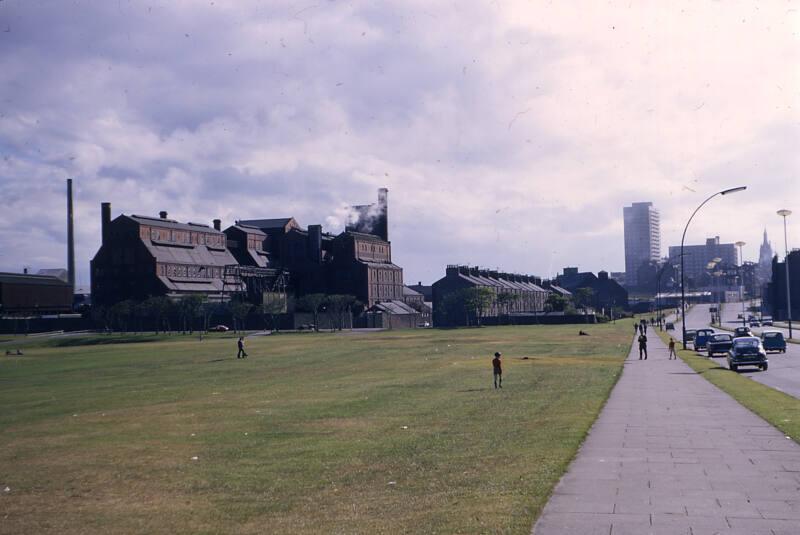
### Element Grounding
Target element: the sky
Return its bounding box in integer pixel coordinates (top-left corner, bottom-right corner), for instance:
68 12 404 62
1 0 798 288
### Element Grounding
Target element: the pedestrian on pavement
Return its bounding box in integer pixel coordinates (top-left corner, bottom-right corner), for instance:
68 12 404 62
638 333 648 360
668 338 677 360
492 352 502 389
634 323 639 336
237 337 248 359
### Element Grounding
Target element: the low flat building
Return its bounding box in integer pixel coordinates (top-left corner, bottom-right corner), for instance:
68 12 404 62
0 272 73 314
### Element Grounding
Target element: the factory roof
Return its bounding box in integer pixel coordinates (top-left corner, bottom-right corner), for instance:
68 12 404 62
36 268 69 281
143 242 237 267
238 217 298 231
403 286 422 296
0 272 71 287
368 299 418 315
129 214 220 234
228 224 267 237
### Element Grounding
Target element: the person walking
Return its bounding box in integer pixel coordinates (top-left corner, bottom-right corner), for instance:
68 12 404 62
668 338 677 360
237 337 248 359
492 352 502 389
638 333 648 360
634 322 640 336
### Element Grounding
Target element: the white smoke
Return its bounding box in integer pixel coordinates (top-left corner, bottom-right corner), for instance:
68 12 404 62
325 202 384 234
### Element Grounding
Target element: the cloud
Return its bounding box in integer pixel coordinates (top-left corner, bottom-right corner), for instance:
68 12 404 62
0 0 797 287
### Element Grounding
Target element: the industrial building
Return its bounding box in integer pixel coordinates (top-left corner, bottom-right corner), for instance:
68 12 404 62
90 189 417 326
623 202 661 288
91 207 243 306
0 271 73 315
766 250 800 322
432 265 548 326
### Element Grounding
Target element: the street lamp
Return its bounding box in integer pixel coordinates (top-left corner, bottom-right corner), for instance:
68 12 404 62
655 262 673 330
680 186 747 348
735 241 746 327
777 209 793 339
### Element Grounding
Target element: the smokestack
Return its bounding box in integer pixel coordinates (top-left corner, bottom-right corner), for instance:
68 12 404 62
159 211 168 219
213 219 221 231
101 202 111 244
308 224 322 264
377 187 388 241
67 179 75 290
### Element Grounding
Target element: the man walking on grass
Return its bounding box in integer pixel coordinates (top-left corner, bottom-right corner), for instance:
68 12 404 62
237 337 248 359
492 352 503 389
638 332 648 360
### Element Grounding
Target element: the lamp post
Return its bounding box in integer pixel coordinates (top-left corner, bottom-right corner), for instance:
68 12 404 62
680 186 747 348
777 209 793 339
735 241 746 327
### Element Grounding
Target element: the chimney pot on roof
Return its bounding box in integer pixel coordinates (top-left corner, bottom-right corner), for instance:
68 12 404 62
23 267 28 274
213 219 221 231
159 211 168 219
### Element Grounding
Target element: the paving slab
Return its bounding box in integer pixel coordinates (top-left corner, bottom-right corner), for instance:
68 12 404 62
532 330 800 534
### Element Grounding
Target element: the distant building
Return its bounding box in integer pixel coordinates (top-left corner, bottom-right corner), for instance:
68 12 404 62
623 202 660 288
555 267 629 311
402 285 431 325
0 272 73 314
432 265 547 326
766 250 800 321
668 236 737 287
757 229 774 285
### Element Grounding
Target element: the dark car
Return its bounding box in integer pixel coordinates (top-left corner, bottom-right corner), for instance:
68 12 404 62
733 326 752 338
707 333 733 357
762 319 774 326
665 322 675 330
684 329 697 344
749 320 761 328
694 329 715 351
760 331 787 353
727 337 768 372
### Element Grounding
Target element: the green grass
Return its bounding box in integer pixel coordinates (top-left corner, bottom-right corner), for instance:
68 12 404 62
654 328 800 444
0 324 631 534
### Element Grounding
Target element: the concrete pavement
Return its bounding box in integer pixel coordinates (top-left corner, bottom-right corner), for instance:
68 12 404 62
532 328 800 535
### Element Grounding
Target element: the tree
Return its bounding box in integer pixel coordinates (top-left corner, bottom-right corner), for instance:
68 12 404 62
545 293 567 313
228 300 252 333
496 292 519 324
325 294 356 331
142 296 172 334
296 293 327 332
176 295 204 333
91 305 111 333
462 287 495 326
261 292 287 332
110 300 134 333
573 287 595 313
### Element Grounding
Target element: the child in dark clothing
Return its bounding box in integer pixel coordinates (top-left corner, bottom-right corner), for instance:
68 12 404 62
492 352 502 389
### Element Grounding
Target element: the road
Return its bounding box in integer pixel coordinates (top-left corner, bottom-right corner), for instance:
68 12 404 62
676 303 800 399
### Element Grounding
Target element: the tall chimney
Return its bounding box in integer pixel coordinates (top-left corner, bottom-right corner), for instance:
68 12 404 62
101 202 111 244
213 219 221 231
377 187 388 241
159 211 168 219
307 224 322 264
66 179 75 290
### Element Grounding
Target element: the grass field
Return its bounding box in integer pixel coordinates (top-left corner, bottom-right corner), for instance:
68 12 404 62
0 324 631 534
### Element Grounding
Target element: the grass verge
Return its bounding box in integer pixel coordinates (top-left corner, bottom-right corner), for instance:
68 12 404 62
654 328 800 444
0 323 630 534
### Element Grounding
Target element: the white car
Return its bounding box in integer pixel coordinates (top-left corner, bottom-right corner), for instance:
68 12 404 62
208 324 230 332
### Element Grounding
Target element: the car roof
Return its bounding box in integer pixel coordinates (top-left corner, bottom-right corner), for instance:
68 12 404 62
761 330 783 336
733 336 760 343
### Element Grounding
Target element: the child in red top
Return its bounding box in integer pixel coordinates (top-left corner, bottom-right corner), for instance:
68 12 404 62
492 352 502 389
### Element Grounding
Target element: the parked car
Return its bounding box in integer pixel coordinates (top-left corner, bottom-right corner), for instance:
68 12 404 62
760 331 787 353
208 324 230 332
707 333 734 357
684 329 697 344
727 337 768 372
733 326 752 338
749 320 761 328
665 322 675 330
762 319 774 326
694 328 715 351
